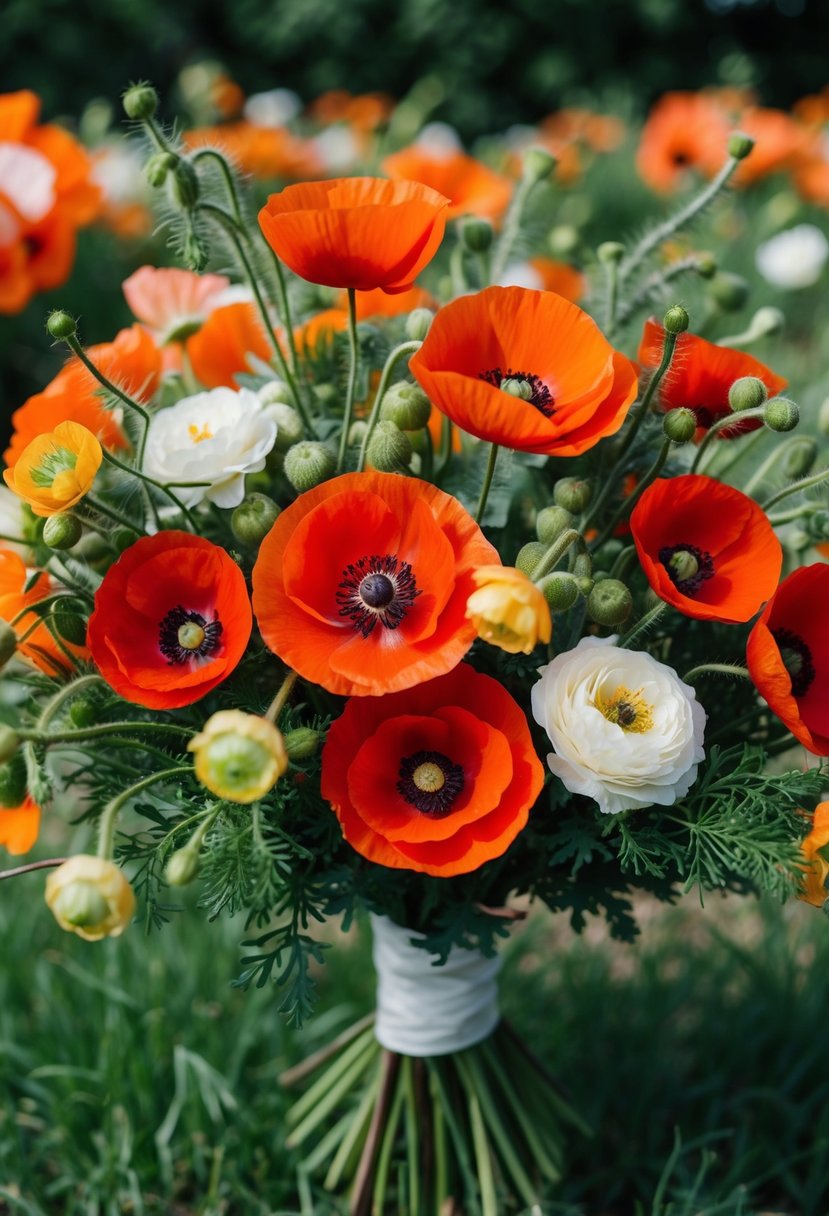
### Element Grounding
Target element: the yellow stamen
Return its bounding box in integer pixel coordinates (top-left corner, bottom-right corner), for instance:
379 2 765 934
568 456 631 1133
594 685 654 734
188 422 214 444
412 762 446 793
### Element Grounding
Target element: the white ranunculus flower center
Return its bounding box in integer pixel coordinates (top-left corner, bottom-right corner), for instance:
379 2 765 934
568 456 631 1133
530 636 706 815
755 224 829 290
143 387 277 509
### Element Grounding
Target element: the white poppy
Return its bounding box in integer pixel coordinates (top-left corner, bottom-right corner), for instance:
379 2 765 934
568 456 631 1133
755 224 829 290
531 636 706 815
143 387 277 509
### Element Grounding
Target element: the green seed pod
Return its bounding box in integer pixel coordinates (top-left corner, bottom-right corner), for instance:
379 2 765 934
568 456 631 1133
112 527 141 554
728 376 768 412
553 478 592 513
663 305 690 335
366 420 413 472
69 699 95 728
263 402 304 451
42 514 83 551
538 574 580 613
500 377 533 401
170 159 199 210
460 217 494 253
575 575 595 596
586 579 633 626
728 131 755 161
405 308 433 342
515 541 547 577
764 397 800 432
348 420 369 446
662 408 698 443
284 727 321 761
597 241 625 265
0 751 27 808
0 726 21 765
165 845 201 887
145 151 177 187
231 493 281 547
710 272 749 313
379 382 432 431
535 506 573 545
523 147 557 183
781 437 818 479
257 380 293 408
122 83 159 121
283 441 336 492
46 311 77 341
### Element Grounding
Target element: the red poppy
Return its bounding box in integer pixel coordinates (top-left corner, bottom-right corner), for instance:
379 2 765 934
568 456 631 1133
0 796 40 855
258 178 450 293
88 531 252 709
409 286 638 456
321 663 544 876
636 92 730 193
382 146 513 221
630 474 782 622
746 563 829 755
0 548 88 675
252 471 498 697
638 318 788 439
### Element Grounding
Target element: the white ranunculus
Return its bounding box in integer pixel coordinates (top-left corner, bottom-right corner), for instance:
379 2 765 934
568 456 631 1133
755 224 829 290
243 88 302 128
531 636 706 816
143 387 277 509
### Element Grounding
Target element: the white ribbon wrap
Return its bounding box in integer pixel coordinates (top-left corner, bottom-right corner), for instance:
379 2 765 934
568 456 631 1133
371 913 502 1056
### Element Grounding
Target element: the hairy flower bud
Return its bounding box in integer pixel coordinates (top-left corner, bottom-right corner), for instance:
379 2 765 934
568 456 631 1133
182 228 208 272
379 382 432 431
553 478 592 514
535 505 573 545
257 380 293 407
284 726 321 761
586 579 633 626
597 241 625 265
728 376 768 412
42 513 82 550
122 83 159 121
572 551 593 580
283 441 336 491
710 272 749 313
46 311 77 341
523 147 557 183
780 438 818 479
0 752 27 808
515 541 547 577
538 573 580 613
0 725 21 764
405 308 433 342
694 251 717 279
262 402 303 451
548 224 579 256
145 151 177 187
366 421 413 472
663 407 697 443
728 131 755 161
663 305 690 335
460 217 494 253
764 397 800 432
165 845 201 887
231 493 280 547
170 159 200 210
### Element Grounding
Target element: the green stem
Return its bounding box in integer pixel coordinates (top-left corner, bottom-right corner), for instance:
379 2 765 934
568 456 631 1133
709 426 767 483
8 592 89 630
265 671 297 724
436 414 454 478
490 174 536 283
337 288 360 475
691 406 766 474
20 720 194 745
63 334 152 467
617 601 667 649
97 765 192 859
84 494 146 534
0 857 68 881
357 340 422 473
768 504 819 525
591 437 672 550
457 1059 498 1216
267 248 301 376
190 148 244 225
609 544 638 583
100 449 201 531
36 672 104 732
683 662 750 683
450 241 469 296
532 528 583 582
612 254 706 333
474 443 500 524
604 257 620 333
761 467 829 513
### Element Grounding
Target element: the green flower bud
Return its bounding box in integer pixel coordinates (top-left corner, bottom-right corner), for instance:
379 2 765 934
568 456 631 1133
231 493 280 547
46 311 77 341
42 514 82 550
165 845 201 887
145 151 177 187
0 725 21 765
53 606 87 647
283 441 336 492
170 159 199 210
366 420 413 472
807 510 829 541
348 420 369 446
379 381 432 431
553 478 592 513
460 217 494 253
781 438 817 479
405 308 433 342
752 306 784 337
52 882 110 930
69 699 95 728
663 408 698 443
0 752 27 808
764 397 800 432
0 619 18 670
257 380 293 407
597 241 625 265
663 305 690 335
183 228 208 272
535 506 573 545
694 252 717 279
710 272 749 313
575 575 594 596
728 131 755 161
548 224 579 256
572 551 593 579
523 147 557 183
538 574 580 613
586 579 633 626
122 83 159 121
313 383 338 409
263 402 304 451
284 727 321 761
728 376 768 412
113 527 142 553
515 541 547 577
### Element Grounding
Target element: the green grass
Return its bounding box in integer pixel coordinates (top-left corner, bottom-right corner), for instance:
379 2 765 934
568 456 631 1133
1 888 829 1214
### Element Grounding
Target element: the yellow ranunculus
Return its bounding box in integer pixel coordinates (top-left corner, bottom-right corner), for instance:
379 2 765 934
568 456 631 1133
466 565 552 655
189 709 289 804
45 855 135 941
799 802 829 908
3 420 102 517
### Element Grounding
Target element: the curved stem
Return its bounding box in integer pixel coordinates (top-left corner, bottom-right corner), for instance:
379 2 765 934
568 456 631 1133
591 437 672 551
761 467 829 513
532 528 583 582
63 335 152 466
691 407 766 474
683 662 750 682
266 671 298 724
100 449 201 531
0 857 68 882
267 248 301 376
20 720 194 745
36 672 104 732
474 442 500 524
357 340 422 473
337 288 360 475
617 601 668 649
190 148 245 225
84 493 146 534
612 254 705 333
97 765 193 860
491 174 536 283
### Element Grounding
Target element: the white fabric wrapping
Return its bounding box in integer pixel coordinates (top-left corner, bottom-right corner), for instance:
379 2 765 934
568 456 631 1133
370 913 502 1056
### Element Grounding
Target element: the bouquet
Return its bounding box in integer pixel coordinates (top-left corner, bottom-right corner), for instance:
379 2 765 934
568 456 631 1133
1 80 828 1214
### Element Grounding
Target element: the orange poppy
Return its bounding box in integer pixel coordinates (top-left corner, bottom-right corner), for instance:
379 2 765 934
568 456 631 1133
0 796 40 856
799 802 829 907
0 548 88 675
409 286 638 456
793 137 829 208
636 92 730 193
186 301 271 389
630 474 782 623
382 146 513 221
541 108 625 154
87 531 252 709
320 662 544 877
5 323 162 468
637 318 788 439
309 90 393 134
252 471 498 697
183 123 321 180
258 178 450 293
746 563 829 756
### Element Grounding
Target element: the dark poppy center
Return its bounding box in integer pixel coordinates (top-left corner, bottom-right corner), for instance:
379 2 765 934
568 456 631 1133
479 366 555 418
672 150 691 167
336 553 420 638
397 749 465 817
772 627 816 698
158 605 223 664
658 543 715 596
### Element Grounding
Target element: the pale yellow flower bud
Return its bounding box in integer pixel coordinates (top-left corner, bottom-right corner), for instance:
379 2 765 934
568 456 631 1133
189 709 288 804
466 565 552 655
45 855 135 942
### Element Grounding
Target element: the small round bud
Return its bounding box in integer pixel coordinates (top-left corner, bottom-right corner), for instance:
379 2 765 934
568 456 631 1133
460 217 494 253
553 478 592 514
42 513 82 551
284 727 321 762
807 510 829 542
348 420 369 446
113 527 141 553
597 241 625 265
764 397 800 432
46 311 77 341
515 541 547 577
728 376 768 413
405 308 433 342
663 305 690 335
752 306 784 337
0 726 21 764
366 420 413 472
586 579 633 626
69 699 95 729
523 147 557 183
122 84 159 121
379 382 432 431
53 607 87 647
710 272 749 313
283 441 336 491
694 252 717 279
0 619 18 670
170 159 199 210
535 506 573 545
538 574 580 613
0 751 27 808
145 151 177 187
548 224 579 256
575 575 595 596
263 401 304 451
45 856 135 941
182 228 208 272
189 710 288 804
165 846 200 887
231 493 280 547
728 131 755 161
257 380 293 407
662 408 698 443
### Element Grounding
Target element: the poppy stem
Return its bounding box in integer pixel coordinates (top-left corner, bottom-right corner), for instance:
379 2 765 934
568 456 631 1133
617 601 668 650
190 148 245 227
266 671 298 724
761 467 829 513
96 765 194 860
683 662 750 683
690 405 767 474
591 437 672 550
8 592 90 631
60 334 153 467
474 443 500 524
490 173 537 284
35 672 105 732
100 448 201 532
357 340 422 473
84 493 147 534
532 529 583 581
19 721 194 745
612 254 708 334
0 857 68 882
337 288 361 475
